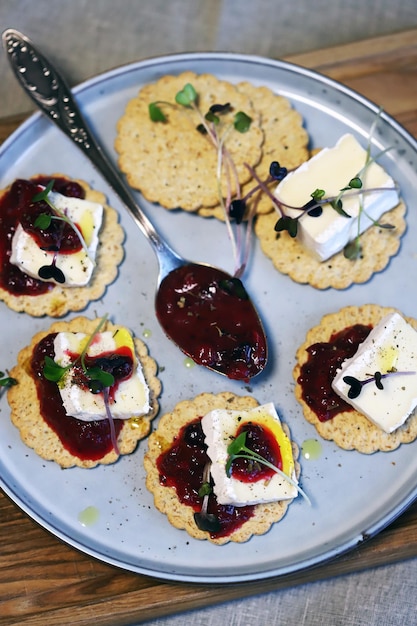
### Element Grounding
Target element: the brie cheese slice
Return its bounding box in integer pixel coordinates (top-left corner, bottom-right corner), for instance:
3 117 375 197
53 328 150 421
332 313 417 433
275 134 399 261
201 403 297 506
10 189 103 286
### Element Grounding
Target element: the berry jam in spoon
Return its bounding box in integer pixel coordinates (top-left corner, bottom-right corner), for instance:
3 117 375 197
3 29 267 380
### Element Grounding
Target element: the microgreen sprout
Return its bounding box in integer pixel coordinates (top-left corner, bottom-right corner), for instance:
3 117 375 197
194 462 221 532
42 314 120 454
343 370 416 400
269 108 399 259
32 180 93 282
149 83 253 276
0 371 17 388
226 431 310 504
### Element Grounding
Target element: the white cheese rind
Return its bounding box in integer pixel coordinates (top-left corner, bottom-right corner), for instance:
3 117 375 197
53 330 150 421
275 133 399 261
10 189 103 286
201 403 297 506
332 313 417 433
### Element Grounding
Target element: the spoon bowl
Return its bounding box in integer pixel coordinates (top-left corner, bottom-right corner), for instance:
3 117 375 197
2 28 268 380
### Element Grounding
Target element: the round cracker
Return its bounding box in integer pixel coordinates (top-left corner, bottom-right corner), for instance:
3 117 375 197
0 175 125 317
7 316 161 469
144 391 300 545
293 304 417 453
198 83 309 220
254 201 406 289
115 72 264 211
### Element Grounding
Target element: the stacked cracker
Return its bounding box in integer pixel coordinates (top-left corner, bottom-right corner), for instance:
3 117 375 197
115 71 406 290
115 71 309 216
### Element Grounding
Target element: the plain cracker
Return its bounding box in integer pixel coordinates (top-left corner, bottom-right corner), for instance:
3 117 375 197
7 316 161 469
293 304 417 453
144 391 300 545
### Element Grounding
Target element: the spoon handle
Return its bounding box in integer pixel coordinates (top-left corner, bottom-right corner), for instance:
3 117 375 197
2 28 183 280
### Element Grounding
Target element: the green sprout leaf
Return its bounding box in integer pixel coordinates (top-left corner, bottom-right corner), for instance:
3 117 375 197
343 239 362 260
274 215 298 237
34 213 53 229
311 188 326 201
0 371 17 388
233 111 252 133
175 83 198 107
204 110 220 125
85 366 115 393
32 179 55 203
43 355 70 382
348 176 363 189
148 102 167 122
330 198 351 217
198 482 212 498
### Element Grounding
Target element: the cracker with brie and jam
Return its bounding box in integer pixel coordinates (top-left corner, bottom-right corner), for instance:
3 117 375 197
7 316 161 468
255 134 406 289
144 391 301 545
0 175 124 317
293 304 417 453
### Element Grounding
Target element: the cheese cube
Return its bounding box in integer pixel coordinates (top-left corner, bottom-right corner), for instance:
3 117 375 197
332 313 417 433
10 189 103 286
275 134 399 261
201 403 297 506
53 329 150 421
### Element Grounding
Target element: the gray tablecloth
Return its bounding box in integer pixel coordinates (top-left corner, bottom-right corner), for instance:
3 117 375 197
138 557 417 625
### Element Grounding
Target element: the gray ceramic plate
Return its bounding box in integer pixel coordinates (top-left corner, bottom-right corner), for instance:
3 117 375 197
1 52 417 583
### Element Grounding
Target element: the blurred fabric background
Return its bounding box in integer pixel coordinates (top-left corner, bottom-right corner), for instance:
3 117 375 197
1 0 417 117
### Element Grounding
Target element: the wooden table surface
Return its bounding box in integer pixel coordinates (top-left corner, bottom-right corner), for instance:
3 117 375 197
1 28 417 626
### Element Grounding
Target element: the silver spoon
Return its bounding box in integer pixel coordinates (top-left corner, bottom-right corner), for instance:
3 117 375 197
2 28 267 380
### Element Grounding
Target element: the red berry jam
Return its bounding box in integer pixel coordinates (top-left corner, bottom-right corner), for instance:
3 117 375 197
155 264 267 381
231 422 282 482
0 177 84 296
31 333 127 461
297 324 372 422
157 418 255 539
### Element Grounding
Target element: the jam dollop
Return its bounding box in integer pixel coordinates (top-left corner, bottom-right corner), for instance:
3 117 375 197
157 419 255 539
297 324 372 422
31 332 126 461
155 264 267 381
68 349 133 398
231 422 282 482
0 177 85 296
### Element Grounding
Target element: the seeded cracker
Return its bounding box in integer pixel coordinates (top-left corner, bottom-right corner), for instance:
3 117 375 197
198 83 309 220
7 316 161 469
114 72 264 211
254 201 406 289
144 391 300 545
0 175 125 317
293 304 417 453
